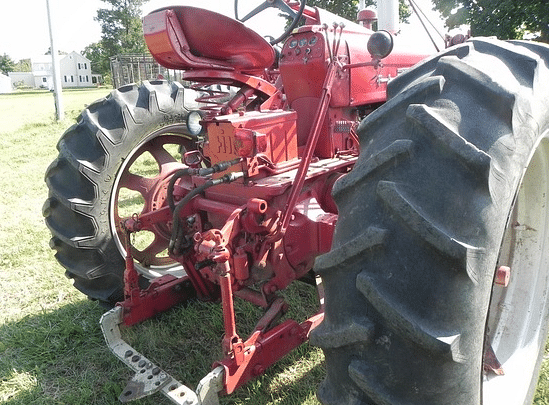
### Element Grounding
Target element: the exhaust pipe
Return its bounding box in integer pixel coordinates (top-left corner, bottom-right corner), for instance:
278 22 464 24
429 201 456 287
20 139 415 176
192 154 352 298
377 0 399 33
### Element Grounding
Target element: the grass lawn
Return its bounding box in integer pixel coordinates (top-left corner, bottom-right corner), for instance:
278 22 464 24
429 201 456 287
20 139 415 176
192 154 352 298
0 88 322 405
1 87 549 405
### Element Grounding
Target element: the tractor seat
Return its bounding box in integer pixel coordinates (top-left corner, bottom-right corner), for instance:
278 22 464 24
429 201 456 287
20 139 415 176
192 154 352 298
144 6 276 72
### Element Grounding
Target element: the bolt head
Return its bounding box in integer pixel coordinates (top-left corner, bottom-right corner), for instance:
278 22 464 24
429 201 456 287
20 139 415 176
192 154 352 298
253 365 265 375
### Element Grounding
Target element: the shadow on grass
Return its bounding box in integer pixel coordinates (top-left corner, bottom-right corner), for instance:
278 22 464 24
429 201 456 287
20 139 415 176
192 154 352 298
0 299 130 405
236 343 325 405
0 296 324 405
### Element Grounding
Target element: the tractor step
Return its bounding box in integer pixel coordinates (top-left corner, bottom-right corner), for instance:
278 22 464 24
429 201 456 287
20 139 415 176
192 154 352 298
100 307 224 404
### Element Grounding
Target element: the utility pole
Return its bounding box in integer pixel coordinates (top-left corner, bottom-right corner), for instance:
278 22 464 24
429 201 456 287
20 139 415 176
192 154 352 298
46 0 64 121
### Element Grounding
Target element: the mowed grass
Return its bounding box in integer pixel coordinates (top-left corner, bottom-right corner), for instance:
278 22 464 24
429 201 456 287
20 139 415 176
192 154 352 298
2 87 549 405
0 88 323 405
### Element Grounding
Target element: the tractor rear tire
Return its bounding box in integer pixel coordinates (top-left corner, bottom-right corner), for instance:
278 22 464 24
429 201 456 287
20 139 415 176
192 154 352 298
311 39 549 404
43 81 191 305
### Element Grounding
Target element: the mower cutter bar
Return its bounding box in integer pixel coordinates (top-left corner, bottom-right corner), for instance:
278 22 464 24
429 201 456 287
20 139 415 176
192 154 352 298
100 306 224 405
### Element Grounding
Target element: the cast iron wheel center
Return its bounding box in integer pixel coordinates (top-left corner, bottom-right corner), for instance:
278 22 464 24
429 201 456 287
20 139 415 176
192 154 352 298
110 129 196 279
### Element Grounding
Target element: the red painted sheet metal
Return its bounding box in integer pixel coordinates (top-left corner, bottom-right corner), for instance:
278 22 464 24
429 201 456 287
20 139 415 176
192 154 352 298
144 6 275 72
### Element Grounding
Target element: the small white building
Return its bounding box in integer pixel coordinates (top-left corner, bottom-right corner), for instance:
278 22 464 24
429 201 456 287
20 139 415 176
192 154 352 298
31 55 54 89
0 74 12 93
9 52 99 90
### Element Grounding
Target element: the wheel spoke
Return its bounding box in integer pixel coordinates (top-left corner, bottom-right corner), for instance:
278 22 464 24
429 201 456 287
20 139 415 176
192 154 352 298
136 236 169 266
483 344 504 376
239 1 271 22
119 171 157 195
148 140 177 167
274 0 297 18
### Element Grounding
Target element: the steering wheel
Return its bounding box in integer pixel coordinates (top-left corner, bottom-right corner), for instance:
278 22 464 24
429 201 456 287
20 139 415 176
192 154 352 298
234 0 307 45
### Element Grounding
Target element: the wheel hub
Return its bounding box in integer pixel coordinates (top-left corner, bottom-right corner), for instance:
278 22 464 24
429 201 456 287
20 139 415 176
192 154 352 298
110 131 196 279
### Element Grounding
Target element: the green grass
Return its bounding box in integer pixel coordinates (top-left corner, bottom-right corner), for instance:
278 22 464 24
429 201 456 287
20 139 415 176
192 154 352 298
0 88 323 404
2 87 549 405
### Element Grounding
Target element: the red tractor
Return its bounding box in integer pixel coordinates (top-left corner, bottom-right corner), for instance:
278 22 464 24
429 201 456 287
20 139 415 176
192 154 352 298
44 0 549 404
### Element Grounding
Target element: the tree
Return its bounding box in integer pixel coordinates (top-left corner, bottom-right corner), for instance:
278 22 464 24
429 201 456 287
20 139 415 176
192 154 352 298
14 59 31 72
83 41 109 76
521 1 549 42
45 47 68 55
309 0 361 21
96 0 150 58
86 0 150 83
307 0 411 24
0 54 15 75
431 0 549 42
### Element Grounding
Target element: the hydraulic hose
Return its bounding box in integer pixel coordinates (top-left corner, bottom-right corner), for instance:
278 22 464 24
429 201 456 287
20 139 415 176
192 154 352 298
167 158 242 213
169 171 245 255
167 168 191 212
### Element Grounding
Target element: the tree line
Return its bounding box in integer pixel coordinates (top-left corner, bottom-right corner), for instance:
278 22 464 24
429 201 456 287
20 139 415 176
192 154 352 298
432 0 548 42
83 0 149 84
1 1 547 81
322 0 548 42
1 0 149 84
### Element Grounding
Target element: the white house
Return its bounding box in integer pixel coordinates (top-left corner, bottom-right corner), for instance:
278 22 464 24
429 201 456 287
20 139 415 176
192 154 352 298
59 51 94 88
31 55 54 89
9 52 98 90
